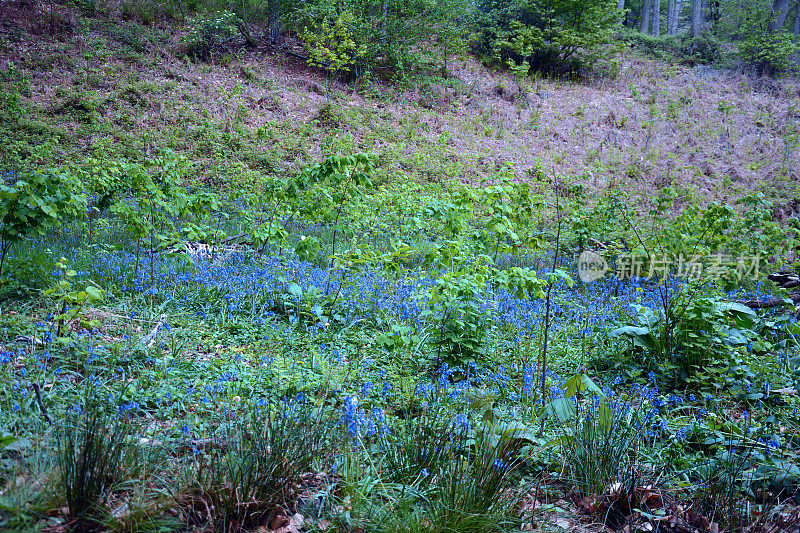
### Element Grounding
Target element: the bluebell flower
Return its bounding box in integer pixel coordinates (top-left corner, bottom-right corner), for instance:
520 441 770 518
361 381 374 397
343 395 360 439
453 413 470 434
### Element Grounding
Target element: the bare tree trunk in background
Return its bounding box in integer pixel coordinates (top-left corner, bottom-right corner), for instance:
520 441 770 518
794 0 800 35
691 0 703 36
651 0 661 35
701 0 708 31
641 0 652 33
267 0 282 45
667 0 677 34
618 0 626 25
769 0 791 32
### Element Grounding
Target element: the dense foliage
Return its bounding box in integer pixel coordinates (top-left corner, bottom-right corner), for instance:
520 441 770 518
474 0 622 76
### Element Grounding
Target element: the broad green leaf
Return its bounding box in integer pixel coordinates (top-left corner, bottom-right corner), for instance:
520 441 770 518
544 397 576 422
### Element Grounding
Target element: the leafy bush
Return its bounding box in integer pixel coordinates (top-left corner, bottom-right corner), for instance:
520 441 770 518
100 20 169 53
0 170 85 279
616 27 722 65
475 0 622 76
609 282 758 382
300 10 367 81
185 10 240 60
681 32 724 65
738 30 798 76
286 0 472 80
619 28 682 61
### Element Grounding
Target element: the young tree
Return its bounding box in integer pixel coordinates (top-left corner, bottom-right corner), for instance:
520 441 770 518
0 171 85 279
477 0 622 76
794 0 800 36
434 0 471 77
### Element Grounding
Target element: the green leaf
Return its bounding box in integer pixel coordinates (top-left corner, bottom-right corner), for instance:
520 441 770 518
287 283 303 298
598 401 612 429
544 397 576 422
84 285 105 303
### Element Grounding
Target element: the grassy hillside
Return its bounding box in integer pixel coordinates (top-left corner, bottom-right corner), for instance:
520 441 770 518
2 13 799 212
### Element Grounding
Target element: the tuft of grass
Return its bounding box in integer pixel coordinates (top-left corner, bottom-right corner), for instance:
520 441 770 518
379 419 525 533
560 397 644 500
177 398 328 531
55 406 144 531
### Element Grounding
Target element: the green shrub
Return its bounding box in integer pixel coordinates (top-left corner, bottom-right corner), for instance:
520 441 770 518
99 20 169 53
681 32 724 65
184 10 240 60
616 27 722 65
738 30 798 76
475 0 622 77
286 0 472 80
616 26 681 61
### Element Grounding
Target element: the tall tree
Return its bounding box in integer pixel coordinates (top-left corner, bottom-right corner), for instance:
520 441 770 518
691 0 704 36
769 0 792 31
642 0 653 32
651 0 661 34
667 0 678 34
618 0 626 25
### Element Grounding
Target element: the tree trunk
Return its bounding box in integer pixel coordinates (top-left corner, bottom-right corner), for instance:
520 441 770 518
769 0 792 32
267 0 282 45
618 0 626 25
691 0 703 36
794 0 800 36
701 0 708 31
667 0 677 34
651 0 661 35
641 0 652 33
